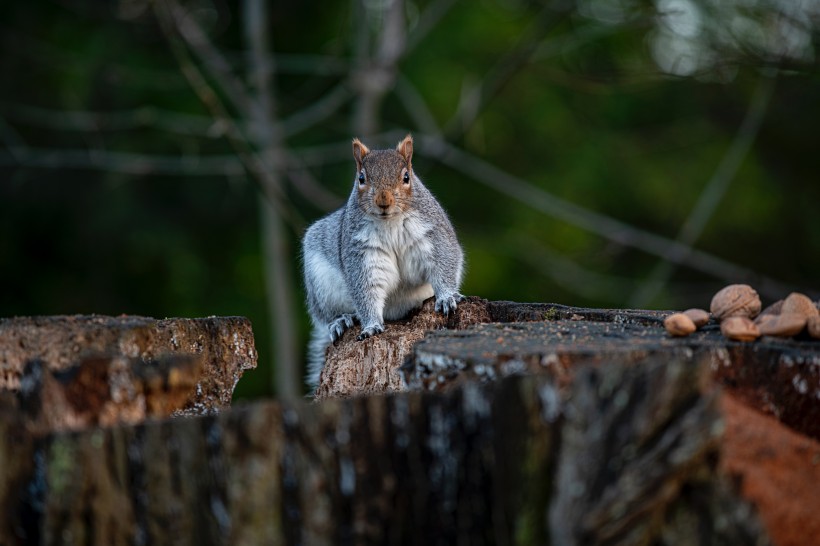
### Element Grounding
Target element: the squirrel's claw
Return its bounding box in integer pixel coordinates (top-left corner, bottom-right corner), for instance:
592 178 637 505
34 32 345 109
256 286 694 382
328 313 356 342
435 293 464 316
357 323 384 341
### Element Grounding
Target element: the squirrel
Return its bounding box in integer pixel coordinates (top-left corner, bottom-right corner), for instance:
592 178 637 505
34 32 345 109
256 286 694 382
301 134 465 388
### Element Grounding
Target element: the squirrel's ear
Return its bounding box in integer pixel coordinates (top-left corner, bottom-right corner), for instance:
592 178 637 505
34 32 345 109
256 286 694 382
352 138 369 169
396 134 413 167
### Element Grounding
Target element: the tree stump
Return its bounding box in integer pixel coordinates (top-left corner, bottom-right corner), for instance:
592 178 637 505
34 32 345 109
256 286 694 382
1 303 819 545
0 315 257 427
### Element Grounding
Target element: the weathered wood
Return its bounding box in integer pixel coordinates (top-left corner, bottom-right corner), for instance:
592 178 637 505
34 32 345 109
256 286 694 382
0 315 257 418
3 303 817 544
7 376 553 545
549 353 767 545
3 353 768 546
17 354 202 434
720 394 820 546
320 299 820 441
404 318 820 441
316 297 492 399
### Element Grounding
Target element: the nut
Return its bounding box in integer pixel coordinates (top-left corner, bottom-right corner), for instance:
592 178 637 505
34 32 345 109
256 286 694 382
710 284 761 320
682 308 710 328
758 299 783 318
720 316 760 342
757 313 807 337
808 316 820 339
781 292 819 319
664 313 696 336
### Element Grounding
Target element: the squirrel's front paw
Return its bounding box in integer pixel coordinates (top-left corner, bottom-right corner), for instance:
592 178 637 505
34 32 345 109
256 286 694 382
357 323 384 341
328 313 356 342
435 293 465 315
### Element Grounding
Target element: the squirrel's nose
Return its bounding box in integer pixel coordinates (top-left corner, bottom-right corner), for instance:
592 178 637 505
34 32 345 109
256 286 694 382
375 191 394 210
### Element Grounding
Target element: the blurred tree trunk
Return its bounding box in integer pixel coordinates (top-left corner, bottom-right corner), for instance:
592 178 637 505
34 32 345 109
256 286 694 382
352 0 406 137
243 0 300 397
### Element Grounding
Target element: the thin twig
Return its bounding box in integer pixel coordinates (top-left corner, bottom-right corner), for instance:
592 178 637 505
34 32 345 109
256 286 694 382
351 0 407 137
242 0 301 397
280 82 352 137
292 141 352 166
419 135 794 299
2 26 191 90
0 102 224 137
443 6 569 139
153 0 301 230
509 234 639 303
532 20 650 61
628 71 777 307
0 115 28 161
395 72 441 135
165 0 256 116
284 152 345 212
405 0 458 54
0 147 243 175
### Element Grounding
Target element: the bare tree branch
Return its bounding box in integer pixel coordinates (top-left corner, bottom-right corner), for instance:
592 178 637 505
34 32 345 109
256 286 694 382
508 234 639 303
405 0 458 54
532 20 650 61
284 152 345 212
164 0 256 117
263 53 349 76
0 147 243 175
0 102 224 137
418 135 795 299
443 6 569 139
628 71 777 307
0 115 28 161
280 82 352 137
242 0 301 397
153 0 301 230
395 72 441 135
2 26 191 90
1 87 348 139
291 141 352 166
351 0 407 137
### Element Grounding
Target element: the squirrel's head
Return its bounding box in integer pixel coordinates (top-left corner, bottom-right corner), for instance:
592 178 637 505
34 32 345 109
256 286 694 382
352 135 414 220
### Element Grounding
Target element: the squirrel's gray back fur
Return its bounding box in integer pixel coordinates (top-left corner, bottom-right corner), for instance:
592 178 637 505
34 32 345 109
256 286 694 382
301 136 464 389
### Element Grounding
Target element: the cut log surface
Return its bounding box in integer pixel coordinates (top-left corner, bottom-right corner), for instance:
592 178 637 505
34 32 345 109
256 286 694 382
320 299 820 442
0 315 257 426
406 316 820 441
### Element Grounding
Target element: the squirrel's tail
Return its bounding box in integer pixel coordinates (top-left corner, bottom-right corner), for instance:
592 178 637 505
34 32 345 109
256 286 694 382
306 325 329 390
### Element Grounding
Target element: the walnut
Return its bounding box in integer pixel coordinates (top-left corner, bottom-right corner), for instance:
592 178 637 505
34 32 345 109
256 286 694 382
758 299 783 318
720 316 760 342
682 308 710 328
781 292 819 319
757 313 807 337
664 313 696 337
710 284 761 320
808 316 820 339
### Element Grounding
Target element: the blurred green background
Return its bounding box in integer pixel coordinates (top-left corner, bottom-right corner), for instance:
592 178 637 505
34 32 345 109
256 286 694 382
1 0 818 398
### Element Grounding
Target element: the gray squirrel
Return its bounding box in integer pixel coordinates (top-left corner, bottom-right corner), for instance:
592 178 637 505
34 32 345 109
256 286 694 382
301 134 465 387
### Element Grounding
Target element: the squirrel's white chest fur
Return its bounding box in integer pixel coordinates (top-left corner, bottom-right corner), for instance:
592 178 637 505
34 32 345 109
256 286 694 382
353 213 435 319
304 211 434 328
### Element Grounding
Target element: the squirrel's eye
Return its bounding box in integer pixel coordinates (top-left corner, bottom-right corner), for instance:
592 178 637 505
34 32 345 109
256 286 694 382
358 172 365 185
403 171 410 184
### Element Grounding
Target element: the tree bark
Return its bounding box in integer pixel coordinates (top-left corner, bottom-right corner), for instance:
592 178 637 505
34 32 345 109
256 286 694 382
0 315 256 419
315 296 492 399
2 353 773 545
242 0 300 397
4 304 820 544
